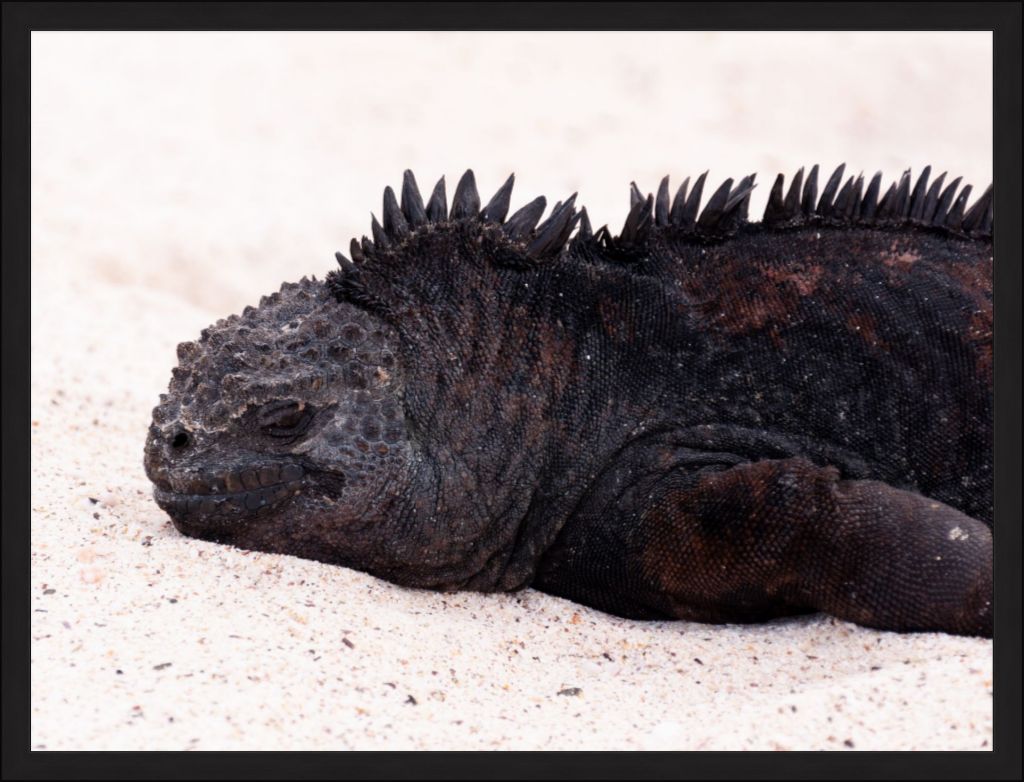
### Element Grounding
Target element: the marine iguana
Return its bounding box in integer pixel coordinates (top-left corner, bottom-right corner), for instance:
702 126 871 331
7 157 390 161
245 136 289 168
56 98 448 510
144 165 994 637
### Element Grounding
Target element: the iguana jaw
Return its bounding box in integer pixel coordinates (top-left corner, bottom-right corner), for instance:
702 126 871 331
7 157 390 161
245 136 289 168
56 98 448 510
150 461 310 523
150 464 303 519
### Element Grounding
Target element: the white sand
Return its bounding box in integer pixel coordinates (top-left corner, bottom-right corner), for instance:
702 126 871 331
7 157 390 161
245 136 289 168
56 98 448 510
31 32 993 750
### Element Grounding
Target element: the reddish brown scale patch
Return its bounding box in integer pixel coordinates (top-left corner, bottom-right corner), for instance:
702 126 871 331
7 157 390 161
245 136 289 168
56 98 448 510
683 250 839 341
877 241 927 288
943 255 992 305
967 309 993 385
639 460 831 620
683 257 803 337
597 296 636 342
943 257 993 385
535 322 576 399
763 262 824 297
845 310 888 350
655 446 677 470
639 487 702 590
728 286 799 334
505 391 548 451
882 241 921 269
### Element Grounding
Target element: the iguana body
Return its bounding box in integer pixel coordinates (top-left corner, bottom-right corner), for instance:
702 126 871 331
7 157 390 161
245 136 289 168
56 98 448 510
144 165 993 636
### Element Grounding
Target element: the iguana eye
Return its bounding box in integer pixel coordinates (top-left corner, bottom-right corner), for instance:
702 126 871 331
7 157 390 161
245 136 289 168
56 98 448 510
259 401 313 438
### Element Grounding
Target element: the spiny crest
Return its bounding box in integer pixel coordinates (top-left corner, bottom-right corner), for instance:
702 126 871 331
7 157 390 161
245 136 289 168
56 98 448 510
586 171 759 255
333 169 583 271
331 166 992 293
606 165 992 253
761 164 992 239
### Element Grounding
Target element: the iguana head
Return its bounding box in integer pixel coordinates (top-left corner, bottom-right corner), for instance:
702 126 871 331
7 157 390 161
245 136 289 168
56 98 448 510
144 170 598 586
144 276 414 563
144 167 593 585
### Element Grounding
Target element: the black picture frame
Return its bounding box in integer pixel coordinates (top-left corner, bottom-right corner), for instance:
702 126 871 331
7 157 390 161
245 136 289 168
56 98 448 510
3 3 1020 779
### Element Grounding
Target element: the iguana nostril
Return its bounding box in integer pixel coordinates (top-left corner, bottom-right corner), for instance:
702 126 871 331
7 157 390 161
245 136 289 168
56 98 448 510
171 430 191 450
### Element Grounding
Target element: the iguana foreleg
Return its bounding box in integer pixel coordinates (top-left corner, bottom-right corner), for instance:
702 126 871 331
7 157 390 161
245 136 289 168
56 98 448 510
537 454 992 636
632 458 992 636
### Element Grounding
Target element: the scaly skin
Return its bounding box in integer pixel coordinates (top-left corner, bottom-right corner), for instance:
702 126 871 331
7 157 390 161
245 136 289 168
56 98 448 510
144 166 993 636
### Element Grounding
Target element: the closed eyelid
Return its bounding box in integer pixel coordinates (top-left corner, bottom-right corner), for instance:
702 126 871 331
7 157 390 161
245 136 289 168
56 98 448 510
258 401 305 426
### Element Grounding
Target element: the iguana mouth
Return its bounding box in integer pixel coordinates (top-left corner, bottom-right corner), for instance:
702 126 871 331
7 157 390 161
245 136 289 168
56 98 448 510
153 463 307 518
